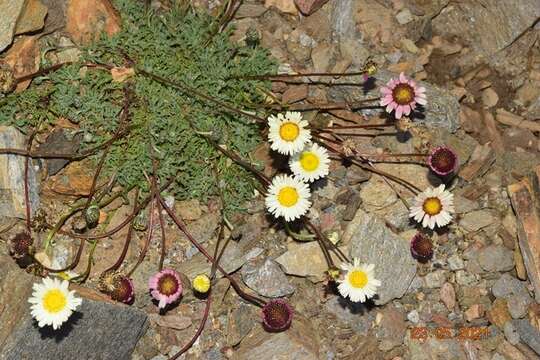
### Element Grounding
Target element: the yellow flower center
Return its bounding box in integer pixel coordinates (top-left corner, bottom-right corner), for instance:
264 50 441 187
279 122 300 142
392 84 414 105
299 151 320 172
193 275 211 293
277 186 299 207
158 275 178 296
423 197 442 216
43 289 67 313
349 270 368 289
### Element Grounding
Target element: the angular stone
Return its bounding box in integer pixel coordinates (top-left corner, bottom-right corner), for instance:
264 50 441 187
227 302 257 346
236 315 319 359
432 1 540 63
294 0 329 15
276 241 346 281
376 305 407 351
423 270 447 289
1 297 148 360
492 273 529 299
488 299 512 329
178 240 248 280
459 209 498 232
508 167 540 302
65 0 121 45
0 127 40 219
2 35 41 92
459 143 496 182
513 319 540 355
497 340 528 360
439 282 456 310
15 0 48 35
405 332 468 360
38 129 83 176
358 175 397 211
265 0 297 14
324 297 375 335
465 304 485 322
507 293 533 319
345 209 416 305
0 0 25 52
241 258 295 298
0 255 35 349
477 245 514 272
282 85 309 104
328 70 460 132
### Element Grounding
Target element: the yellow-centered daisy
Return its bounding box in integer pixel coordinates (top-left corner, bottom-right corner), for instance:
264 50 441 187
409 184 454 229
289 143 330 183
267 112 311 155
265 174 311 222
28 277 82 330
338 259 381 303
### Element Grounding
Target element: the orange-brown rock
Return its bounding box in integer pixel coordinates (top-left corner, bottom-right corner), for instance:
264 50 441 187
2 36 40 92
487 298 511 329
65 0 121 45
508 165 540 302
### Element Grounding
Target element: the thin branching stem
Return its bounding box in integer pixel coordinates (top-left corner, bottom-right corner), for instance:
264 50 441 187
104 189 139 274
168 294 212 360
157 193 266 307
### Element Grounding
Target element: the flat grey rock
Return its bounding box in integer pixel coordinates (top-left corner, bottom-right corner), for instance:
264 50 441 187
345 208 417 305
241 258 295 298
432 1 540 62
327 70 460 132
512 319 540 355
1 298 148 360
0 126 40 219
0 0 25 52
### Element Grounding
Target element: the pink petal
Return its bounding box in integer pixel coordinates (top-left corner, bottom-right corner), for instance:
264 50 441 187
380 86 392 95
416 86 426 94
386 102 397 112
380 95 393 106
416 97 427 105
395 105 403 119
403 104 411 115
399 72 407 83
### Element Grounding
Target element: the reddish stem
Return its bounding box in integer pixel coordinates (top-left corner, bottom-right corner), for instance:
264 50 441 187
157 193 266 307
168 294 212 360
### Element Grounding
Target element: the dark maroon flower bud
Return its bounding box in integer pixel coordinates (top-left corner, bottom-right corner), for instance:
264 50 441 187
262 299 293 332
410 232 433 263
8 232 33 259
428 146 458 176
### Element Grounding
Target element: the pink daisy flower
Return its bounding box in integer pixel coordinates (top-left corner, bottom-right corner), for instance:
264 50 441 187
380 72 427 119
148 269 182 309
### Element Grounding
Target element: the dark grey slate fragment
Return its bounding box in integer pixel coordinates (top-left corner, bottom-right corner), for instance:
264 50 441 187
38 129 83 176
345 209 416 305
513 319 540 356
1 298 148 360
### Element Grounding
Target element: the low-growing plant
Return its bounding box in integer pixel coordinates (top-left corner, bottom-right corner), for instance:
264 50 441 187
0 0 276 214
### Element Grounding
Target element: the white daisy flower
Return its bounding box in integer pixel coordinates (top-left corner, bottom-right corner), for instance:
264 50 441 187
28 277 82 330
409 184 454 229
265 174 311 222
267 112 311 155
338 259 381 303
289 142 330 183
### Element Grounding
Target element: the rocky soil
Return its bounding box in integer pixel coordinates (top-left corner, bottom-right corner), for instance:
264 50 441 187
1 0 540 359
